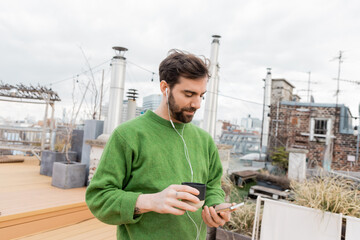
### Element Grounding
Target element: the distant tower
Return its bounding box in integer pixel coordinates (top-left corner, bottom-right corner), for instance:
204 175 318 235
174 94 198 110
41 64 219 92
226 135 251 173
203 35 221 139
126 89 138 121
104 46 127 134
261 68 271 152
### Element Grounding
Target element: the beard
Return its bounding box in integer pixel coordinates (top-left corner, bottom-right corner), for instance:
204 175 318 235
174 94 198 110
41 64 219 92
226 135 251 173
168 91 197 123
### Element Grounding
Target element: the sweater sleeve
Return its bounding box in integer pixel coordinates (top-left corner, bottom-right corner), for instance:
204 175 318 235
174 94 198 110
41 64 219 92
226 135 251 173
204 139 225 207
85 130 143 225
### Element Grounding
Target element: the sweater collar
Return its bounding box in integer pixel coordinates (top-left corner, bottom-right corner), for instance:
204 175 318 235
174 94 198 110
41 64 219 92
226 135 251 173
145 110 187 129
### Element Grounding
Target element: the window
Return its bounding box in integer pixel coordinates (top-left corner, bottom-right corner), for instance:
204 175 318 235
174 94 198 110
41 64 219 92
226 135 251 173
339 106 354 134
314 120 327 135
310 118 332 141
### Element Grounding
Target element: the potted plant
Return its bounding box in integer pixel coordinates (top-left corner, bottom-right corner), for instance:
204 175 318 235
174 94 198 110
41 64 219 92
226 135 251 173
40 131 77 177
206 176 259 240
213 201 258 240
291 173 360 216
51 127 86 189
51 79 87 189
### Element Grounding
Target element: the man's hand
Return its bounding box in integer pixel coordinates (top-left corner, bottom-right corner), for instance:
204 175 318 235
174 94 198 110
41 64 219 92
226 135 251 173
135 184 200 215
201 203 235 228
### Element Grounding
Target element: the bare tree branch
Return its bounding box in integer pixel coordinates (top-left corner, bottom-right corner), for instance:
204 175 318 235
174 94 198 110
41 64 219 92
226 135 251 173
79 46 99 119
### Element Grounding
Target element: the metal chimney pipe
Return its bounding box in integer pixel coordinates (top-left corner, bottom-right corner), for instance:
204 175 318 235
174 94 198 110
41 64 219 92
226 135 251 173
203 35 221 139
261 68 272 152
356 103 360 163
126 89 138 121
211 68 220 140
104 46 128 134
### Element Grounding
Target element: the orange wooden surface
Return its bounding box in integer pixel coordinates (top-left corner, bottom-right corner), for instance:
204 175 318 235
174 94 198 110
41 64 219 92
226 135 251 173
0 203 94 240
17 218 116 240
0 157 100 239
0 159 86 217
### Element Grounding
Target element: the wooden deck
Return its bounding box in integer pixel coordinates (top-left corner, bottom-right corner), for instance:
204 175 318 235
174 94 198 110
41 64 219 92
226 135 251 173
18 218 116 240
0 157 114 239
0 158 86 216
1 202 94 239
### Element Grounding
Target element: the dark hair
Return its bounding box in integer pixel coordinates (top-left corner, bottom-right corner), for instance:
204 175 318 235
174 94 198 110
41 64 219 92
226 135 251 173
159 49 210 88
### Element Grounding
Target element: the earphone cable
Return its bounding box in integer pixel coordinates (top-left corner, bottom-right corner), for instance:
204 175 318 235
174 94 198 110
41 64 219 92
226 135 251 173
166 90 194 181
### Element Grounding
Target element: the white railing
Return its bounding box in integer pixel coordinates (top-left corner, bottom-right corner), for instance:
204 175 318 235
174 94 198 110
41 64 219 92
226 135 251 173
0 125 51 153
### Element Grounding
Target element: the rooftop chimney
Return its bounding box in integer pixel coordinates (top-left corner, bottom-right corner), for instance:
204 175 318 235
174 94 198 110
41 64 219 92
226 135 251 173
126 88 138 121
261 68 271 152
203 35 221 139
104 46 128 134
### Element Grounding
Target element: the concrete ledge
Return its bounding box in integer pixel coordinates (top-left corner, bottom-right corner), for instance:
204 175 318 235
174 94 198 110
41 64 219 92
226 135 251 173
287 148 309 154
85 139 107 147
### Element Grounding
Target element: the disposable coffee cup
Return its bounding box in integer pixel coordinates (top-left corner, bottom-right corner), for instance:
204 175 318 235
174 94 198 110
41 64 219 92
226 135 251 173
181 182 206 209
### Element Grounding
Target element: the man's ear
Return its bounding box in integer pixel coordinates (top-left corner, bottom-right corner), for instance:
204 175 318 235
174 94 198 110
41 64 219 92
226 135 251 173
160 80 168 95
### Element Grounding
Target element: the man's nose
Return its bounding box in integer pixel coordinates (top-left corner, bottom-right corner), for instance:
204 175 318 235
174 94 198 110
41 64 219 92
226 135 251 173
191 96 202 109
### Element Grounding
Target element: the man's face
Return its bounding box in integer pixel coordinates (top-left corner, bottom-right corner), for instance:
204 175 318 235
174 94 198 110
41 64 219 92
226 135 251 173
167 76 207 123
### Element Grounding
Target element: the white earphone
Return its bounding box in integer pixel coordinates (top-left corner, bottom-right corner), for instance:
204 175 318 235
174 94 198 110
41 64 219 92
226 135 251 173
165 85 193 179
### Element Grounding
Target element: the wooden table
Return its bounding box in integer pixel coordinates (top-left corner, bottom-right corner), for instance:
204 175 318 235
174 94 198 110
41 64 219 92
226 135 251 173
230 170 257 186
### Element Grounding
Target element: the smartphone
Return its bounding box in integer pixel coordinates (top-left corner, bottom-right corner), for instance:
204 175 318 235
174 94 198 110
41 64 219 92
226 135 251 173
215 202 244 213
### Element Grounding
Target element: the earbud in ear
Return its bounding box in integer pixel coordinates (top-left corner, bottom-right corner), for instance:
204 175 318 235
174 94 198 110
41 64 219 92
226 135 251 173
165 88 168 97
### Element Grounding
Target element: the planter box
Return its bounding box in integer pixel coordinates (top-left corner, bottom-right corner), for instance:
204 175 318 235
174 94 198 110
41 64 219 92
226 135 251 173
71 129 84 162
40 150 77 176
51 162 86 189
216 228 251 240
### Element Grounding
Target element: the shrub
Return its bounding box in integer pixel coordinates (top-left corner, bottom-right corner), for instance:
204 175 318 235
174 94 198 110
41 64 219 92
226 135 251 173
291 175 360 218
270 147 289 172
224 201 261 237
221 175 240 202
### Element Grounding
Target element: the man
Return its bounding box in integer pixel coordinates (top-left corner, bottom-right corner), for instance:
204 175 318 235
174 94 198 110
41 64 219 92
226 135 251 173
86 50 233 240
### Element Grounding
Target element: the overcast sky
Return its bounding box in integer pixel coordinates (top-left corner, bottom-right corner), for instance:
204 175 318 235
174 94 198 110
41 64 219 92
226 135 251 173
1 0 359 124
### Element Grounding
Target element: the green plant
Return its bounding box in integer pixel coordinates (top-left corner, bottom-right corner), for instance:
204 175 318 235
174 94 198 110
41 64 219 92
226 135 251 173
235 181 256 201
270 146 289 172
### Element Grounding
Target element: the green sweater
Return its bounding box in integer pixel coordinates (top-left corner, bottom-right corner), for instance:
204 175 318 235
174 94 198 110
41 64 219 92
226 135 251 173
86 110 225 240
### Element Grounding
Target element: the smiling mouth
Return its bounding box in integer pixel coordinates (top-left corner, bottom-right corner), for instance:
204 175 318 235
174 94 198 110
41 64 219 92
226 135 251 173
185 111 195 115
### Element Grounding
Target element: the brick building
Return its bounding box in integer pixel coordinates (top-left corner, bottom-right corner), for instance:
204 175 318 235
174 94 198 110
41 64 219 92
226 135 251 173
268 79 359 171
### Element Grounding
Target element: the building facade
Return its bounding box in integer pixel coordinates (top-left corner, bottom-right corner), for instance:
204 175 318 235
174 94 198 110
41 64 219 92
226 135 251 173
271 78 296 104
269 79 359 171
240 115 262 132
142 94 162 112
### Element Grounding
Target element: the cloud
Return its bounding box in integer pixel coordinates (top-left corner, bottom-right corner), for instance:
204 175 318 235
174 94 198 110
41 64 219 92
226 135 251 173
0 0 360 124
